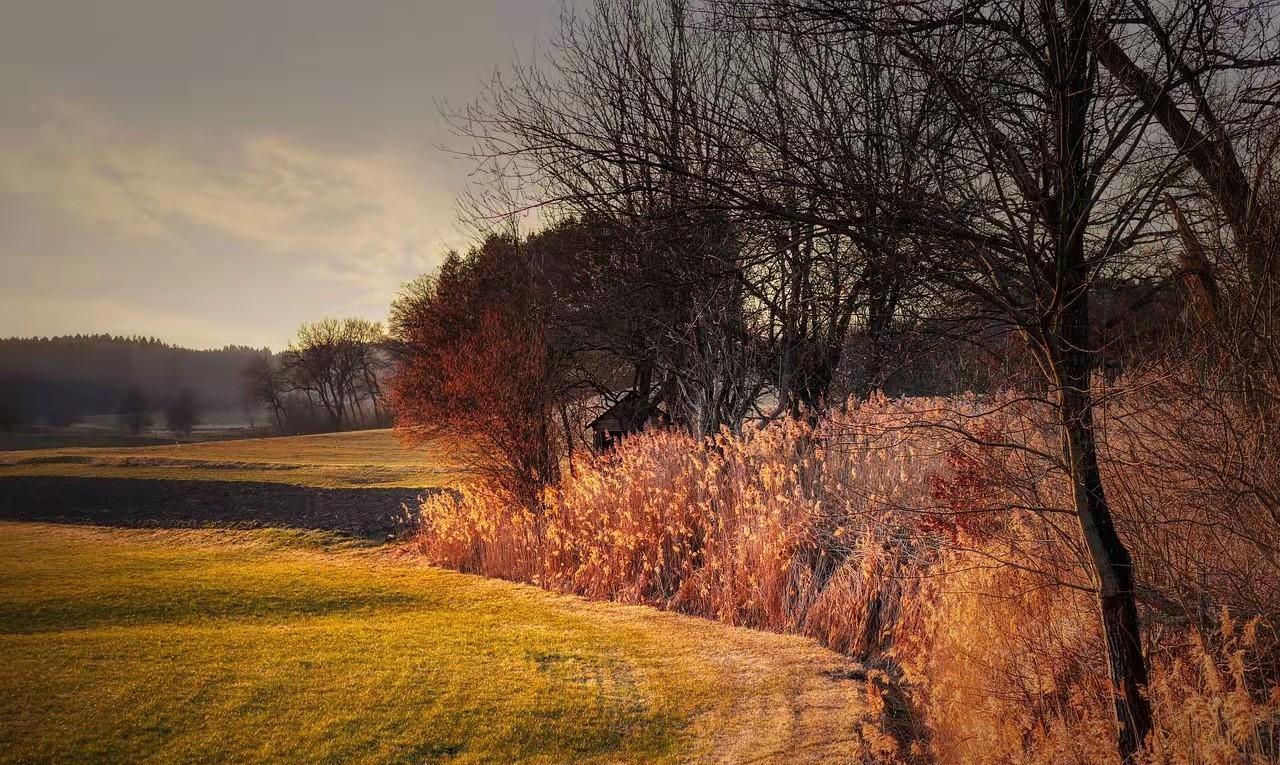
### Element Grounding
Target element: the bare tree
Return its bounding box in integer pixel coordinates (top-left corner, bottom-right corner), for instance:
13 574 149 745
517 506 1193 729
243 353 286 433
165 389 199 439
279 318 388 432
734 0 1184 755
1090 0 1280 295
117 388 151 436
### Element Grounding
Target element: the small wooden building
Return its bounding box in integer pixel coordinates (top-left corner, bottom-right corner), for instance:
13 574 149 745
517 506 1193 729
587 390 651 452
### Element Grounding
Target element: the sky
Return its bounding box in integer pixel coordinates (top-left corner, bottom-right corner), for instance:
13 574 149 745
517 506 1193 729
0 0 561 350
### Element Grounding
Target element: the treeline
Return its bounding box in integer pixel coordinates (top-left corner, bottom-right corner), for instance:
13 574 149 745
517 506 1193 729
395 0 1280 762
0 335 264 427
0 325 394 436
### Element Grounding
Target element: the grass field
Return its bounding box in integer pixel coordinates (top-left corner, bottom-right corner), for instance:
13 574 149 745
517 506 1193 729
0 430 178 451
0 522 868 764
0 430 456 489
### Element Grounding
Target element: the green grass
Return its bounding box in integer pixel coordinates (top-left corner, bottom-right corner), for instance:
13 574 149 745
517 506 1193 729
0 430 457 489
0 522 865 764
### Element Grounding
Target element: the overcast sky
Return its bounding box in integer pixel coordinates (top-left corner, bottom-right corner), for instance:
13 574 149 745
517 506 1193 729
0 0 561 349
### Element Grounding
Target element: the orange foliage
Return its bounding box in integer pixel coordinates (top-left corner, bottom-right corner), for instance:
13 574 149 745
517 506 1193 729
390 238 566 506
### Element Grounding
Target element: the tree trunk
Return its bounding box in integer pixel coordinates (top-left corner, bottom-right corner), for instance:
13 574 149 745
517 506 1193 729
559 402 576 478
1059 368 1154 760
1056 1 1154 757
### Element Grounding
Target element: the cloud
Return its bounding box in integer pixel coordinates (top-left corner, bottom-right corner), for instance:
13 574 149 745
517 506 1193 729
0 101 463 296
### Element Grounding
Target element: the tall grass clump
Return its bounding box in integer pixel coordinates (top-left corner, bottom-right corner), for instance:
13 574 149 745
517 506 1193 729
892 379 1280 765
415 394 953 657
908 530 1280 765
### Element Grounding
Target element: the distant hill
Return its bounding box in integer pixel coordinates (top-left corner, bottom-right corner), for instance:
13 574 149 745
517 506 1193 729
0 335 268 426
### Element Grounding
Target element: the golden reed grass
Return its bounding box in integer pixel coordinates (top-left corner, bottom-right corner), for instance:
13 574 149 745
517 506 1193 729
411 391 1279 763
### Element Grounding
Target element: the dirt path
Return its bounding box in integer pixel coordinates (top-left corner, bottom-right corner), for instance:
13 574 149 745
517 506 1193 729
687 648 889 764
519 592 891 765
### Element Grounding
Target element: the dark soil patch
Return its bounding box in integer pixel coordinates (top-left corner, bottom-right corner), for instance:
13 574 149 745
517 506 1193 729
0 476 437 540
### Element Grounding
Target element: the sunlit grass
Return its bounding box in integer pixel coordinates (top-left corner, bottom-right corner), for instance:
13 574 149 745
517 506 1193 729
0 429 457 488
0 521 864 764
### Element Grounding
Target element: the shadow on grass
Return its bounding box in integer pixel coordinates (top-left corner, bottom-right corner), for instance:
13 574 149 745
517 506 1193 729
0 476 438 540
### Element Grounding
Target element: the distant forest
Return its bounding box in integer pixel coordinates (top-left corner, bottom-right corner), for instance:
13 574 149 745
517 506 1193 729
0 335 266 426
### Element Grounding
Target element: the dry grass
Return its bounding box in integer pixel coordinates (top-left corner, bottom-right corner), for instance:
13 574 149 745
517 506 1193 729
413 405 936 658
0 429 460 489
909 534 1280 765
411 391 1280 764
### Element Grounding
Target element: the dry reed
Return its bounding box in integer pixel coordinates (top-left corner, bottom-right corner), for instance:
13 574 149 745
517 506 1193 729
410 390 1280 763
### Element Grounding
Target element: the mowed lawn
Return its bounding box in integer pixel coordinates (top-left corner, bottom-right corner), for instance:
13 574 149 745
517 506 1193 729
0 522 868 765
0 430 457 489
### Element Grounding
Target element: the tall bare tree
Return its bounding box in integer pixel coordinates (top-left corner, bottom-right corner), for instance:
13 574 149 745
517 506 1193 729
450 0 1280 758
741 0 1173 755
